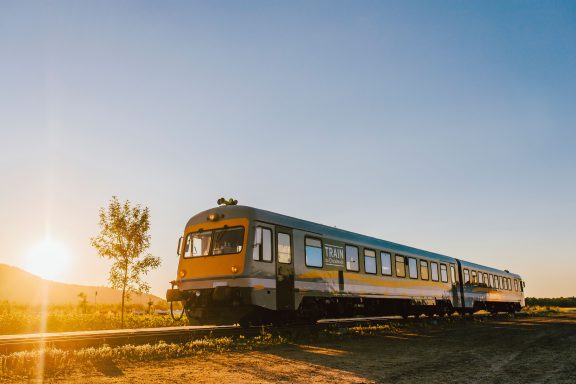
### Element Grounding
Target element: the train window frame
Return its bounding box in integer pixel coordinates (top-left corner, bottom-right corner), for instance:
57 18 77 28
471 270 477 284
514 279 519 292
212 227 245 256
345 245 360 272
498 276 503 290
450 264 457 283
440 264 448 283
183 233 193 258
483 273 489 287
489 274 494 288
277 232 292 264
304 236 323 268
478 271 484 285
381 252 392 276
430 262 439 282
408 257 418 279
253 226 273 262
420 260 429 280
364 249 377 274
395 255 406 278
184 226 245 259
463 269 470 284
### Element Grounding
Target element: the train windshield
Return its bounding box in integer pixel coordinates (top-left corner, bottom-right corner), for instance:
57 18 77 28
183 226 244 258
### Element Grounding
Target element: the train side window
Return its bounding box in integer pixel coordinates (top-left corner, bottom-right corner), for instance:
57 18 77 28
395 255 406 278
430 262 439 282
305 237 323 268
420 260 429 280
253 227 273 262
489 274 494 288
450 265 457 283
440 264 448 283
345 245 360 272
478 272 484 285
514 279 519 292
364 249 377 274
408 257 418 279
495 276 500 289
471 270 477 284
520 280 524 292
463 269 470 284
381 252 392 275
507 278 511 290
498 276 503 289
183 234 193 258
484 273 489 286
277 232 291 264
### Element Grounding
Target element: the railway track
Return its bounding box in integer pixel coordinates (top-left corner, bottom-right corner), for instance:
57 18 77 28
0 312 525 354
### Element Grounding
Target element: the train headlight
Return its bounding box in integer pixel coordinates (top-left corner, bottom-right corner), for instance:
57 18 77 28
207 213 220 221
179 269 186 278
231 266 238 274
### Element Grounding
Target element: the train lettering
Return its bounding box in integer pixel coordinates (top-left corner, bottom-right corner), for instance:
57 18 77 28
324 244 344 267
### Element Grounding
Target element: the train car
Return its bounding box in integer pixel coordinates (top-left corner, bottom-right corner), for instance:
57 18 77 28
166 205 525 326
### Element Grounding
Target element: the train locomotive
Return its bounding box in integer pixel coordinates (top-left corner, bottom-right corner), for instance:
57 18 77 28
166 205 525 326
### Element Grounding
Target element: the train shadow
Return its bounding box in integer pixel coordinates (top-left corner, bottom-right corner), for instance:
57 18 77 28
251 312 576 383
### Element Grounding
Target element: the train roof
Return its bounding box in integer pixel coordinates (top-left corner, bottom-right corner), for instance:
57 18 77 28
186 205 521 278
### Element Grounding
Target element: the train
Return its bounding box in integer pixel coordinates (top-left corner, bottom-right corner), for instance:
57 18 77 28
166 204 525 326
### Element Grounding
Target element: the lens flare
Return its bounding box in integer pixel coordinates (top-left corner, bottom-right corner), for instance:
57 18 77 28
24 236 70 281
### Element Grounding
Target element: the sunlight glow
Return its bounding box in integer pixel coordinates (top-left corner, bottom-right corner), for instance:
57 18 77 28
24 236 70 281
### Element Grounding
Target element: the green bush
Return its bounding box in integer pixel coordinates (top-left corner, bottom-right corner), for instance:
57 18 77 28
525 297 576 308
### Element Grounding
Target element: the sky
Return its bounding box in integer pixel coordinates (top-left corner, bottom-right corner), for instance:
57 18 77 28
0 0 575 298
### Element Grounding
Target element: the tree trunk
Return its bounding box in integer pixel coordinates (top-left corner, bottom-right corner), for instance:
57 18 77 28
121 285 126 328
121 262 128 328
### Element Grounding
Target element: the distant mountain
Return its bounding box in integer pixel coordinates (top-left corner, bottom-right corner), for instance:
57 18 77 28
0 263 163 306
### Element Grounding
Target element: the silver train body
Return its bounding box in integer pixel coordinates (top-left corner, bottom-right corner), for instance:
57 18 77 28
167 206 525 325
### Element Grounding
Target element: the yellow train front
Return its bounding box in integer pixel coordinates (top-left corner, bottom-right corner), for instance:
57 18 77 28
166 205 525 326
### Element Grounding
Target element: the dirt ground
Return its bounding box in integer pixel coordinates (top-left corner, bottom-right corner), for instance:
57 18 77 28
46 312 576 383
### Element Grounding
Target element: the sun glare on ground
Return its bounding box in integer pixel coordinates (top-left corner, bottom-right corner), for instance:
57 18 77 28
24 236 70 281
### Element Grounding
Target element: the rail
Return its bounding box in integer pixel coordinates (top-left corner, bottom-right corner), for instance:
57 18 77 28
0 312 525 354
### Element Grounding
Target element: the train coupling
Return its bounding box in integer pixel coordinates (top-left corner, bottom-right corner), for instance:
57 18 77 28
166 288 195 302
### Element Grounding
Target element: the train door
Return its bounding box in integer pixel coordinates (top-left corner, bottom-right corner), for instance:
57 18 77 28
450 264 460 307
275 227 295 310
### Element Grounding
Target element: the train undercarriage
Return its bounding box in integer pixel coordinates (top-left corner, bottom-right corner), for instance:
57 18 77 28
169 287 522 326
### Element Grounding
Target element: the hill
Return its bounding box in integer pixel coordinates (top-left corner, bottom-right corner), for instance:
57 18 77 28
0 263 163 306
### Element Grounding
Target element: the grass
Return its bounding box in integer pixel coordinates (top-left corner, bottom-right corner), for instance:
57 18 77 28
0 330 287 380
0 322 406 380
0 302 185 335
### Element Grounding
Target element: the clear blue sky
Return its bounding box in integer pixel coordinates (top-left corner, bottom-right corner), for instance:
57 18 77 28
1 1 575 298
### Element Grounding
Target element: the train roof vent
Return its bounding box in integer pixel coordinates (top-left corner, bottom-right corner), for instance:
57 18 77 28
504 269 510 273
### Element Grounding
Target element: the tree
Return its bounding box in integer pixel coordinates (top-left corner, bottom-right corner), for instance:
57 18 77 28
77 292 88 313
91 196 161 328
147 299 154 314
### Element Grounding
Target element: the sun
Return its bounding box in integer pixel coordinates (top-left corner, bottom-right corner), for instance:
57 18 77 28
24 236 70 281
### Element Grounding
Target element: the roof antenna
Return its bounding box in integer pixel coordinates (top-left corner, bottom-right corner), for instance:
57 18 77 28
217 197 238 206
